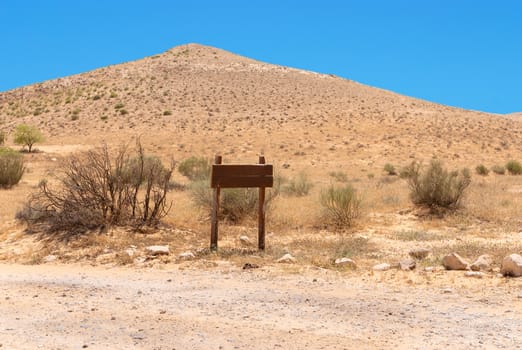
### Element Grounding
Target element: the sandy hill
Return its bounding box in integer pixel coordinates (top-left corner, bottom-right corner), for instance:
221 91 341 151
0 43 521 171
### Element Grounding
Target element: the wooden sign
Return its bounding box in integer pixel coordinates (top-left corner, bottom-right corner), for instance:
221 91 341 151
210 155 273 251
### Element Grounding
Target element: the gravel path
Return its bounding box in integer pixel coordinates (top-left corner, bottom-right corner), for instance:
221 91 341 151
1 263 522 349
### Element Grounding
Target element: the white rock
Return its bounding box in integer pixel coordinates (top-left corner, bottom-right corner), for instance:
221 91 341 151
334 257 357 268
399 259 416 271
442 253 469 270
43 254 57 263
464 271 484 278
145 245 170 256
178 251 195 260
277 253 296 264
470 254 493 271
125 248 135 257
501 254 522 277
409 248 430 260
373 263 391 271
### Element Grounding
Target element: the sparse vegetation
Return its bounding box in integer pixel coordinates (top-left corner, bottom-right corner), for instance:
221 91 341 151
491 164 505 175
475 164 489 176
13 124 44 152
328 171 348 182
405 160 471 212
320 184 361 227
18 142 175 233
0 147 25 189
178 156 211 181
506 160 522 175
283 171 313 196
163 110 172 116
383 163 397 176
0 131 5 145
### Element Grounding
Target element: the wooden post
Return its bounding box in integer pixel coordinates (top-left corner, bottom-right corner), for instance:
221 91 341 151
258 155 266 250
210 155 222 251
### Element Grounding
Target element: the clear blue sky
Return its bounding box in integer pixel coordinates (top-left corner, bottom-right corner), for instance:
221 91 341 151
1 1 521 114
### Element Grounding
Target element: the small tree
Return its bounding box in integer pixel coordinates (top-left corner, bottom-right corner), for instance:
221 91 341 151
13 124 44 152
0 131 6 145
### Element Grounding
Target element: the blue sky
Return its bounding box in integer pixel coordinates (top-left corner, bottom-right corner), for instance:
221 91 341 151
1 1 521 114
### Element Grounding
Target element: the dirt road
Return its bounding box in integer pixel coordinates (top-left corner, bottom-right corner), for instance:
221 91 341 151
1 263 522 349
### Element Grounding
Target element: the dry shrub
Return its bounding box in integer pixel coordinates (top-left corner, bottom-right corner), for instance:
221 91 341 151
178 156 210 181
405 160 471 212
0 147 25 188
19 142 175 234
283 171 313 196
506 160 522 175
320 184 361 227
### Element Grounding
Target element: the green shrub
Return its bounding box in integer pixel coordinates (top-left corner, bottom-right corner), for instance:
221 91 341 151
506 160 522 175
178 156 211 181
0 147 25 188
0 131 6 145
383 163 397 176
320 184 361 227
406 160 471 211
189 175 281 223
491 165 506 175
475 164 489 176
283 171 313 196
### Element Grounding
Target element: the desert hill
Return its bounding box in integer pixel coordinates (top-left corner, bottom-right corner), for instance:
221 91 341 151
0 43 521 171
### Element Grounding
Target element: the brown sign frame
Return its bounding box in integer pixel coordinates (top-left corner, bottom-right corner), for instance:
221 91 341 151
210 155 273 251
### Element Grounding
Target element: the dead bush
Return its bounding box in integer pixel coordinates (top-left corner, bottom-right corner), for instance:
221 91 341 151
19 142 175 233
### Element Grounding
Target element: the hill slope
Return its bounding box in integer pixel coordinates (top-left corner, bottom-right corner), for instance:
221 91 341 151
1 43 521 169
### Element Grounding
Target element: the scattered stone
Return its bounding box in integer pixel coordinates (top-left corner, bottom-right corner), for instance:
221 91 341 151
124 248 135 257
442 253 469 270
178 252 195 260
373 263 391 271
470 254 493 271
334 257 357 268
409 248 430 260
501 254 522 277
442 288 453 294
145 245 169 256
464 271 484 278
424 266 435 272
243 263 260 269
277 253 296 263
43 255 57 263
399 259 416 271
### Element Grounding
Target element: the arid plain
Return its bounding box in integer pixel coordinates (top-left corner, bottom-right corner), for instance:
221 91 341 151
1 44 522 349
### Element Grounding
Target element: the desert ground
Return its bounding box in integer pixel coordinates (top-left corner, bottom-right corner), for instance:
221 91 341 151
1 43 522 349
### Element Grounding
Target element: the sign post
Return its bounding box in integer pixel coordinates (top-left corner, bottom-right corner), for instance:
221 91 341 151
210 155 273 251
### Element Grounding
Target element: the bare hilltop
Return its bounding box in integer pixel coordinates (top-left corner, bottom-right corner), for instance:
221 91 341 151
1 43 521 169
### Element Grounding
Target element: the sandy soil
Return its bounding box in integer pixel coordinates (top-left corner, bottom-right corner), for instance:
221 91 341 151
1 263 522 349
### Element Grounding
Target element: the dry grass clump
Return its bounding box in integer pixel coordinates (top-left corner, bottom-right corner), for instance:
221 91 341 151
320 184 361 228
